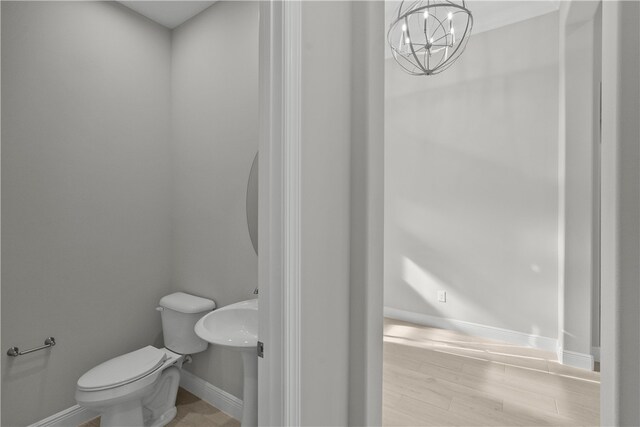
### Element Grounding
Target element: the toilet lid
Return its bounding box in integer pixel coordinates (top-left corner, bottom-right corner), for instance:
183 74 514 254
77 346 168 391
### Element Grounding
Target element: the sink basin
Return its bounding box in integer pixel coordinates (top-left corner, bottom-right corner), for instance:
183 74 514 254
195 298 257 349
194 298 258 427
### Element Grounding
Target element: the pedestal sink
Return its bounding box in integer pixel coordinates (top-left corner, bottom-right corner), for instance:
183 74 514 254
194 299 258 427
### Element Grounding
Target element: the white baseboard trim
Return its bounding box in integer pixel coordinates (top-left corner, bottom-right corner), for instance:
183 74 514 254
384 306 558 353
179 369 243 420
558 348 595 370
591 346 600 362
28 405 97 427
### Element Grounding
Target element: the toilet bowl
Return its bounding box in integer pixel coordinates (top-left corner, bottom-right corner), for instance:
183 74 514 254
76 293 215 427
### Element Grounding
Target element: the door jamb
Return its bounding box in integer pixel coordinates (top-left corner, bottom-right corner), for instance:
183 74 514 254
257 1 302 426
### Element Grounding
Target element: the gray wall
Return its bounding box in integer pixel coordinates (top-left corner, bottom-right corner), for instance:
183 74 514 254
170 1 259 399
1 1 259 422
1 2 172 425
384 12 560 340
348 2 384 426
299 2 352 424
600 1 640 424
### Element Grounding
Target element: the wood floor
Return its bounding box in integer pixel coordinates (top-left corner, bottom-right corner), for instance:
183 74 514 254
79 388 239 427
79 320 598 427
383 318 600 426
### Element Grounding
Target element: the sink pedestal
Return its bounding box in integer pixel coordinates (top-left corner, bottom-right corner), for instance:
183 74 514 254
193 299 259 427
240 349 258 427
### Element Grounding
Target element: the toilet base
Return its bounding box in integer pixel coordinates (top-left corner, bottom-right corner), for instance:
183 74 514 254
94 401 178 427
81 364 182 427
142 366 181 427
101 398 145 427
147 407 177 427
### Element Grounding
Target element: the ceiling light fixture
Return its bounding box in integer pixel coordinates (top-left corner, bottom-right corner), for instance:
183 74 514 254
388 1 473 76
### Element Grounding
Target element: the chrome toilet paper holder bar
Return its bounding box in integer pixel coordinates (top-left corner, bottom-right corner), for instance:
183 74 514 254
7 337 56 357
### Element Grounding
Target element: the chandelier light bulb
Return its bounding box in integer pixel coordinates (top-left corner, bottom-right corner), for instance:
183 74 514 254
402 23 407 32
448 11 453 20
424 10 429 19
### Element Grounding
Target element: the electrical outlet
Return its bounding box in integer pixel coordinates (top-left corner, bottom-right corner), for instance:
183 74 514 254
437 290 447 303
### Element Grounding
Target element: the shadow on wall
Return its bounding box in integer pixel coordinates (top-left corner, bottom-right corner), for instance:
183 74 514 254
2 353 52 417
386 218 554 340
397 251 502 329
385 68 559 340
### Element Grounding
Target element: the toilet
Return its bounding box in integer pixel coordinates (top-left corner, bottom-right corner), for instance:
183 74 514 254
75 292 215 427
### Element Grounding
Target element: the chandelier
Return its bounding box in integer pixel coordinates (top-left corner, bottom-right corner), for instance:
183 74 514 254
388 1 473 76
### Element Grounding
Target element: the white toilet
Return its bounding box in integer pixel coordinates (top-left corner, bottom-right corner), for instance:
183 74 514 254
76 292 215 427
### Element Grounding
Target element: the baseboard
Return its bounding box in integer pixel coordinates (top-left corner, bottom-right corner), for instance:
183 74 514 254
591 346 600 362
558 348 595 370
28 405 97 427
179 369 243 420
384 306 558 353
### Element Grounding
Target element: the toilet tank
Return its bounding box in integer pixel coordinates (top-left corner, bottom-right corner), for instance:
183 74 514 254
158 292 216 355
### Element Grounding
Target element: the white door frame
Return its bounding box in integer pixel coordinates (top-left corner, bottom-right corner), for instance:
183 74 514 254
257 1 302 426
257 2 385 426
599 1 640 425
558 0 601 371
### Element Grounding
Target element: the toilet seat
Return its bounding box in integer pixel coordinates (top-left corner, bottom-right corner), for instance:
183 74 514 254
77 346 168 392
75 347 182 409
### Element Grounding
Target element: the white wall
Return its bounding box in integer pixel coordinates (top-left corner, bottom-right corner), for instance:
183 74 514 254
170 1 259 399
384 12 560 341
1 2 172 425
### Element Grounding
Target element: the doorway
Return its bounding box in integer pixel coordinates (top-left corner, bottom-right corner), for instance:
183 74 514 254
382 1 602 425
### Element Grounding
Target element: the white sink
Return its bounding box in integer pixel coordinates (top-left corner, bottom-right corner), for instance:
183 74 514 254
195 299 258 349
194 298 258 427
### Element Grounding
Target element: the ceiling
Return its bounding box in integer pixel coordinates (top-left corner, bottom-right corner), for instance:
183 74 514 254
386 1 560 35
118 1 560 40
385 1 560 57
118 1 217 29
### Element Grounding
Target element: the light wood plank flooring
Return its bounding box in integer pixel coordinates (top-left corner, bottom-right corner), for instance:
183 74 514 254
79 388 239 427
383 318 600 426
